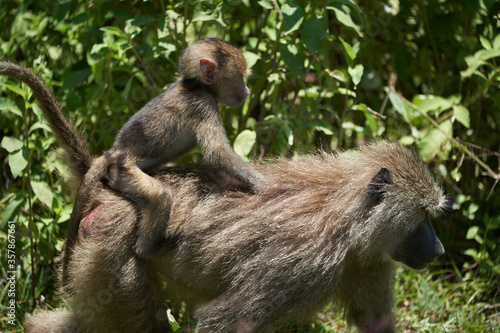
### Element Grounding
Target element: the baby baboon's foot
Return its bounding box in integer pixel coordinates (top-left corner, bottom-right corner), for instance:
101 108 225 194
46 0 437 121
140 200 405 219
104 151 170 203
104 151 142 198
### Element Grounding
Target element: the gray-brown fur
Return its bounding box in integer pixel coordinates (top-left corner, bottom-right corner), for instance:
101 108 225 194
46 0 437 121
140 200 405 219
112 37 255 178
25 190 171 332
25 142 446 332
159 142 446 332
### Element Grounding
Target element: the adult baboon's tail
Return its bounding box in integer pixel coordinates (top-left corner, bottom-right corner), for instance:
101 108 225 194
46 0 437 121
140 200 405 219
0 61 92 181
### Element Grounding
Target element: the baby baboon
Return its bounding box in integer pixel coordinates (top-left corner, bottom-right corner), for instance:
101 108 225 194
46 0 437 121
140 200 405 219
61 37 262 284
25 142 447 333
111 38 259 184
1 38 262 286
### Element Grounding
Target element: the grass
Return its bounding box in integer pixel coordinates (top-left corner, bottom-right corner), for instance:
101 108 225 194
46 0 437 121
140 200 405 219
313 266 500 333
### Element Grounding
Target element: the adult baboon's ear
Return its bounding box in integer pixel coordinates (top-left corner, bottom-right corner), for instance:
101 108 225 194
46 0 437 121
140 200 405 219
367 167 393 202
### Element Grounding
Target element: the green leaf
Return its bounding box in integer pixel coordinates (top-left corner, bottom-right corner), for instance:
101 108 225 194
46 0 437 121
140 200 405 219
57 204 74 224
127 16 156 27
100 26 128 40
486 215 500 230
353 104 377 133
72 12 91 25
30 103 45 123
302 15 328 52
479 35 491 50
461 48 500 77
279 42 306 77
399 136 415 146
61 68 92 91
1 136 24 152
338 37 357 64
468 203 479 216
327 3 362 36
124 23 142 36
281 1 304 36
9 146 30 178
493 33 500 49
48 46 62 60
453 105 470 128
387 90 407 118
479 48 500 61
2 195 23 225
243 51 260 69
89 43 108 58
192 4 226 27
412 95 453 114
0 97 22 117
342 121 364 133
30 121 52 135
466 226 480 240
284 123 294 146
418 120 452 160
4 82 26 98
348 64 364 87
464 248 478 260
308 120 334 135
258 0 273 9
329 69 347 82
234 130 256 161
31 180 54 207
168 309 181 331
123 16 156 36
451 166 462 182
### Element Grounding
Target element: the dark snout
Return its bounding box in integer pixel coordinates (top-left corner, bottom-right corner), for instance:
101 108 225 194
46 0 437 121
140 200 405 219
391 216 445 270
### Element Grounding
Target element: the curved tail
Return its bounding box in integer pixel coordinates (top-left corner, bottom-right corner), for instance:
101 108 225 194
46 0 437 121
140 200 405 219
0 61 92 181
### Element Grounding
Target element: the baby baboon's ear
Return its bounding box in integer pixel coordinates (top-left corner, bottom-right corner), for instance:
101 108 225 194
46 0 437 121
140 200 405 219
367 167 393 202
199 58 217 85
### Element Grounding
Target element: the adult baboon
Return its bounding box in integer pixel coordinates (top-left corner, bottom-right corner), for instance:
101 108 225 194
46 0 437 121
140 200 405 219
25 142 447 333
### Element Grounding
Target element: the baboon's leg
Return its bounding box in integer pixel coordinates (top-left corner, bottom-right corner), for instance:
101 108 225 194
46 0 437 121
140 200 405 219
63 156 108 286
106 152 173 257
66 203 172 333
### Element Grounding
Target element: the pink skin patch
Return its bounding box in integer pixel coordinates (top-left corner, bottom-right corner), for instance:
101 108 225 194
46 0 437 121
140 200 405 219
79 204 107 238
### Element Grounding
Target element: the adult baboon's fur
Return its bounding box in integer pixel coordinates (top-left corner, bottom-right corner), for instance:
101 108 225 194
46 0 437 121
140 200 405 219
25 142 447 333
0 61 91 185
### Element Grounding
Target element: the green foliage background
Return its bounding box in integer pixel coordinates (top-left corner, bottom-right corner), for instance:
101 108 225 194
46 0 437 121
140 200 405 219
0 0 499 331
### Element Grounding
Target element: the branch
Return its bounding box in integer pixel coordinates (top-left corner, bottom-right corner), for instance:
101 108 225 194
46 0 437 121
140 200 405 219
388 86 499 180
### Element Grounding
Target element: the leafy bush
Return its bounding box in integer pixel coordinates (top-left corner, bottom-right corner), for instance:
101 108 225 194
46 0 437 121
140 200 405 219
1 0 499 331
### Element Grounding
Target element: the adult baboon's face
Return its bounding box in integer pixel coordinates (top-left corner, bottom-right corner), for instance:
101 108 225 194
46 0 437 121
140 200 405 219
367 166 445 270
